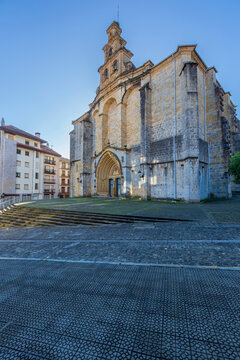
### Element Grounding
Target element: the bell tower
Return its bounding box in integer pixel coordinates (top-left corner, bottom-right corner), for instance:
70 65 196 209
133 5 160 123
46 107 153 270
98 21 135 89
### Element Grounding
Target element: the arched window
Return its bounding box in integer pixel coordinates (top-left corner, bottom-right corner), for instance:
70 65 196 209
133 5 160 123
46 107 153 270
109 47 112 57
114 60 118 71
105 69 108 79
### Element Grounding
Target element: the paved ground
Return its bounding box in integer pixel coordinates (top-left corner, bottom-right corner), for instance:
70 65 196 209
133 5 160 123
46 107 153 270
0 197 240 359
0 259 239 360
0 222 240 267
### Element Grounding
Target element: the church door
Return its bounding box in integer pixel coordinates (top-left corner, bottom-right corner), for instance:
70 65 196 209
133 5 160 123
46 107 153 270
109 179 114 197
116 178 121 197
96 151 122 197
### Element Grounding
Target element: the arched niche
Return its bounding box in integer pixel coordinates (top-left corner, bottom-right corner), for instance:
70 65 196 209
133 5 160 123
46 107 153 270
102 97 119 148
92 109 101 154
96 151 122 196
122 86 141 147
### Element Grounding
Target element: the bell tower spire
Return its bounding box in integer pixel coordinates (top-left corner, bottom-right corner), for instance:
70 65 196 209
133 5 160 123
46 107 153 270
98 22 135 89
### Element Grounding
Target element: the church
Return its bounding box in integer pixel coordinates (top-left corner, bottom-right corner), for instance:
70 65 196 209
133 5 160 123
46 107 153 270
70 21 240 202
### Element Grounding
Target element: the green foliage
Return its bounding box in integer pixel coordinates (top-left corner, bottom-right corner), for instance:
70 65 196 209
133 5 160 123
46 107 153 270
229 152 240 184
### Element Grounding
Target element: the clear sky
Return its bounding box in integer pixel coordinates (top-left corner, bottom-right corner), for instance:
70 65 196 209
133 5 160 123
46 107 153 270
0 0 239 158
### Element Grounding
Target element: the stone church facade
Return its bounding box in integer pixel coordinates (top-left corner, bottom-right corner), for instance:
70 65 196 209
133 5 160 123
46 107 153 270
70 21 240 201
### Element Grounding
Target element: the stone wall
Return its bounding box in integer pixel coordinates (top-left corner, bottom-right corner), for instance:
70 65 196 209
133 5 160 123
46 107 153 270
206 68 231 198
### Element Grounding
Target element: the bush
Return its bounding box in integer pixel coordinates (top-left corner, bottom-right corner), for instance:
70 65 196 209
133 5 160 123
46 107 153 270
229 152 240 184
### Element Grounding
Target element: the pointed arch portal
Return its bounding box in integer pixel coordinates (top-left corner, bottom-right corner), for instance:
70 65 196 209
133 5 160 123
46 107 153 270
96 151 122 197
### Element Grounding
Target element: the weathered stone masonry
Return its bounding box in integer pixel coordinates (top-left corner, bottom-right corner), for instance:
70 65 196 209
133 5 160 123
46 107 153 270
70 21 240 201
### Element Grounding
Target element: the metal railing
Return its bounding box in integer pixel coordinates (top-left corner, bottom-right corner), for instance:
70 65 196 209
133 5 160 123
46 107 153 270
44 159 56 165
44 180 56 184
0 196 21 211
44 169 56 174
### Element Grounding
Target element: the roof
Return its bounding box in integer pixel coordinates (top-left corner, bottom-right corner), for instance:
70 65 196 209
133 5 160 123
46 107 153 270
40 145 61 157
0 125 46 143
17 142 61 157
17 143 41 152
60 157 70 162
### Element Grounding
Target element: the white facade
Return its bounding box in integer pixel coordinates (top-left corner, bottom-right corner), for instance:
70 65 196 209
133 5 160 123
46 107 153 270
59 157 70 197
0 120 61 199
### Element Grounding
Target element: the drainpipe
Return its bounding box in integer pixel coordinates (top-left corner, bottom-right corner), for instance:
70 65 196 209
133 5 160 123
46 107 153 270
172 55 177 200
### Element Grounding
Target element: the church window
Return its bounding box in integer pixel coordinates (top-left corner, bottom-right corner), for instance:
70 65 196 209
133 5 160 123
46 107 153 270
114 61 118 71
109 47 112 56
105 69 108 79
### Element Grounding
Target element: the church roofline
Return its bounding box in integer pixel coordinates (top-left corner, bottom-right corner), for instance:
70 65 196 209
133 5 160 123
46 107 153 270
72 111 90 125
151 44 208 74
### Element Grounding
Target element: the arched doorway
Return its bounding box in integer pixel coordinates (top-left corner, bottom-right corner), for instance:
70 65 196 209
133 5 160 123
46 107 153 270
96 151 122 197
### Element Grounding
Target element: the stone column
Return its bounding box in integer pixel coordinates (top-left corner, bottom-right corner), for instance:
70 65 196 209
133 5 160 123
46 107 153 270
139 83 151 200
179 61 200 201
206 67 232 198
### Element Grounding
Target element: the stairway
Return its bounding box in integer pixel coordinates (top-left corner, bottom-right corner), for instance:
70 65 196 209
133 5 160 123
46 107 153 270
0 206 191 228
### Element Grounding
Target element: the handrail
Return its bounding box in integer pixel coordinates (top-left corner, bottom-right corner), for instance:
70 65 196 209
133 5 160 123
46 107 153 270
0 196 21 211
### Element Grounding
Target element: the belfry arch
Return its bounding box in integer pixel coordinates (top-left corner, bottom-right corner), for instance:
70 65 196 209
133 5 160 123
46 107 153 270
96 151 122 197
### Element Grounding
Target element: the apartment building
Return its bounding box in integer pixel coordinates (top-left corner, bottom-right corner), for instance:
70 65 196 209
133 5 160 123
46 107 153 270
0 119 61 199
59 157 70 198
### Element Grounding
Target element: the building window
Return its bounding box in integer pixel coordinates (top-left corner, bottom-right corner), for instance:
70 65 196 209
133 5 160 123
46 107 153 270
35 172 39 179
16 172 21 178
34 142 38 147
105 69 108 79
114 60 118 71
25 151 29 156
25 162 29 167
24 173 29 179
24 184 29 190
25 140 29 145
17 149 21 154
16 160 21 166
16 184 20 190
36 152 39 158
35 183 38 190
109 47 112 57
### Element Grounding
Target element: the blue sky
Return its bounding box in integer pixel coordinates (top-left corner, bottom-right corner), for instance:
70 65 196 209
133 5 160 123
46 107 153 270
0 0 239 157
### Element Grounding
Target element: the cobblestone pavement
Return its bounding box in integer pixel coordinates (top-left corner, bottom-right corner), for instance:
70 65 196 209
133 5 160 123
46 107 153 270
0 259 239 360
0 200 240 359
0 223 240 267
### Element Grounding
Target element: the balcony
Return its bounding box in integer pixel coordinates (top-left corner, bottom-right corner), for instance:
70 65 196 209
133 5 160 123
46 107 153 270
44 169 56 174
44 180 56 184
44 159 56 165
44 189 55 195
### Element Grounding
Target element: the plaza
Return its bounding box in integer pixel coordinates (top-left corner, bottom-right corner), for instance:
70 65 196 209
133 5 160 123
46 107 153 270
0 197 239 359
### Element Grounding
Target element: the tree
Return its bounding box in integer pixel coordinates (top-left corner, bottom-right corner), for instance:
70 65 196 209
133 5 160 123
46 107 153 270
229 152 240 184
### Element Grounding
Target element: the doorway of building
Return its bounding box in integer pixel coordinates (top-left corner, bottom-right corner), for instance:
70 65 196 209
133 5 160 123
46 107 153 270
96 151 122 197
116 178 121 197
109 179 114 197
